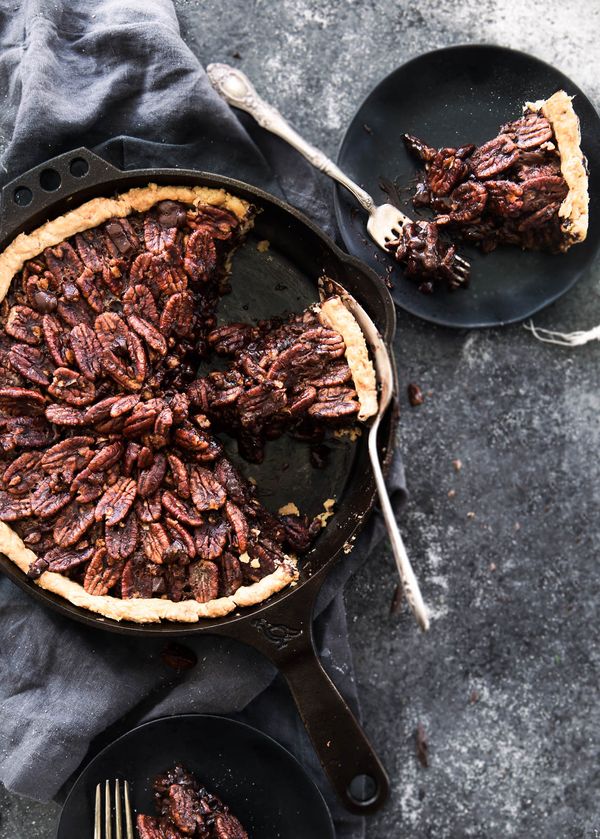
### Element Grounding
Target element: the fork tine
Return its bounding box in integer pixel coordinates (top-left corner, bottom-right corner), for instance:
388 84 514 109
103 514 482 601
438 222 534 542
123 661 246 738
115 781 122 839
105 780 112 839
94 783 102 839
124 780 134 839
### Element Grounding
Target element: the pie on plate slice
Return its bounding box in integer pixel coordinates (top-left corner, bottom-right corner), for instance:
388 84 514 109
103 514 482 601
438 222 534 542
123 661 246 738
0 185 377 622
391 90 589 291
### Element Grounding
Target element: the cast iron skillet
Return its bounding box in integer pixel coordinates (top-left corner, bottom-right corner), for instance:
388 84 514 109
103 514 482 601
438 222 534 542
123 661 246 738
335 44 600 328
0 148 397 814
57 715 336 838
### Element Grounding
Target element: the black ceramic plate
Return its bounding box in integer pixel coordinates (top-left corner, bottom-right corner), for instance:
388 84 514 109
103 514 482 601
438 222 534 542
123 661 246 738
334 44 600 328
57 715 335 838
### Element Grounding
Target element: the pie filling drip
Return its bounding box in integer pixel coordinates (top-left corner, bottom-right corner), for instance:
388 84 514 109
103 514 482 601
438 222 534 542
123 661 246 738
137 764 248 839
389 90 588 292
0 194 375 615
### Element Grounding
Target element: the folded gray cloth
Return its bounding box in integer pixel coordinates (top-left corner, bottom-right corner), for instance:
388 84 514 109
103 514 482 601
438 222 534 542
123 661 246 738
0 2 406 836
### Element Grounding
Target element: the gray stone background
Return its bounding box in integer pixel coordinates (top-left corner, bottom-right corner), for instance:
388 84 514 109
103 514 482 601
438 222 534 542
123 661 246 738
1 0 600 836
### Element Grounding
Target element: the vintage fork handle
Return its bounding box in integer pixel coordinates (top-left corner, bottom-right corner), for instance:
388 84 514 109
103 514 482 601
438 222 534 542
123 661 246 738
368 419 430 631
207 63 376 214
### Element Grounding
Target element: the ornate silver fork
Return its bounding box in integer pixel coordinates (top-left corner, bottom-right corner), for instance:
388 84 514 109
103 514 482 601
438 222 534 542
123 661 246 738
94 779 134 839
207 63 470 283
319 277 430 631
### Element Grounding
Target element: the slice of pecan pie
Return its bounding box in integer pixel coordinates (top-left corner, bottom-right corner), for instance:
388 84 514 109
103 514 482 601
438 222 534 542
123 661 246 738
190 294 377 462
392 90 589 291
137 764 248 839
0 184 377 622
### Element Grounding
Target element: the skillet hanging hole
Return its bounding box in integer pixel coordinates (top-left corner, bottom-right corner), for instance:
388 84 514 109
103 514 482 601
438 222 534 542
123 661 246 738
347 774 379 806
39 169 61 192
13 186 33 207
69 157 90 178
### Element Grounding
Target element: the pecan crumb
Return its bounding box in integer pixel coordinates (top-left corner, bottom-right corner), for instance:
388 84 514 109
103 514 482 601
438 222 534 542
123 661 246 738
407 382 424 407
161 642 198 672
390 583 403 614
416 722 429 768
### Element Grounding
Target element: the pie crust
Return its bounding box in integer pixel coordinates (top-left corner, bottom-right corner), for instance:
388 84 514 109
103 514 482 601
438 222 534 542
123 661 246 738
0 521 297 622
525 90 589 246
317 296 378 421
0 184 373 623
0 184 249 303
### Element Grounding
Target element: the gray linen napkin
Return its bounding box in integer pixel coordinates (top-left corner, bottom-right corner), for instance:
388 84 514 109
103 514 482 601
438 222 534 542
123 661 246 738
0 2 406 836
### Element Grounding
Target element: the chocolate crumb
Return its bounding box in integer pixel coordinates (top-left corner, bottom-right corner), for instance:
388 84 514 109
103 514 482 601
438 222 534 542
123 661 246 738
232 50 242 59
469 689 480 704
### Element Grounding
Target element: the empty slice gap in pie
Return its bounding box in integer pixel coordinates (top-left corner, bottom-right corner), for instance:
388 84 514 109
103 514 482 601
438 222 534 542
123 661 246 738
391 90 589 291
0 184 377 622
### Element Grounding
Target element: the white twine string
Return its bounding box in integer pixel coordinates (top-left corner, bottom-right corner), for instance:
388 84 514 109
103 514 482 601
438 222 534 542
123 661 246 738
525 320 600 347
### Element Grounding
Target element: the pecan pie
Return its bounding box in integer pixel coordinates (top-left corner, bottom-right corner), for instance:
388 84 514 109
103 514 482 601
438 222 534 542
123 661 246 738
391 91 589 291
137 764 248 839
0 184 377 622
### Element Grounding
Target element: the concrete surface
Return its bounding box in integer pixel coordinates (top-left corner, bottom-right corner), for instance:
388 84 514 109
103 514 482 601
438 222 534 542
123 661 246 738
2 1 600 837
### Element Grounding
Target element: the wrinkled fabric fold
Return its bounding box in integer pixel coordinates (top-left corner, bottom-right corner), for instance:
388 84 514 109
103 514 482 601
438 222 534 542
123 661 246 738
0 2 405 836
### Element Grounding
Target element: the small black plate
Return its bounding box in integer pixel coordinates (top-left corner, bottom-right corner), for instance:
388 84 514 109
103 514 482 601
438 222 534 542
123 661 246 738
334 44 600 328
57 715 335 838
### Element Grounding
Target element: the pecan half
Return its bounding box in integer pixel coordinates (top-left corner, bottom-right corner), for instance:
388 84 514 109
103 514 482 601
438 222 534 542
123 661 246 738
84 547 125 595
95 477 137 526
162 491 204 527
53 502 95 547
48 367 96 406
189 559 219 602
190 466 226 511
194 519 229 561
105 513 139 559
502 113 553 149
184 228 217 281
70 323 103 380
469 134 519 179
137 452 167 497
427 148 468 196
8 344 52 386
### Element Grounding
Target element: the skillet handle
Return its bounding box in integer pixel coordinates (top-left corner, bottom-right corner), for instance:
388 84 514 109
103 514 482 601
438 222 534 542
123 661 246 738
0 147 123 242
221 576 389 815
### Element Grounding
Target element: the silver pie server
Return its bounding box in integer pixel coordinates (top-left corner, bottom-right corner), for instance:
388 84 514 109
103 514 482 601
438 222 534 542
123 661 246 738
318 277 430 632
206 62 469 280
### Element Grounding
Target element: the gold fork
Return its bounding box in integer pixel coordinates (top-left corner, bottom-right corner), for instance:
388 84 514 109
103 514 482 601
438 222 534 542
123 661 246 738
94 779 134 839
